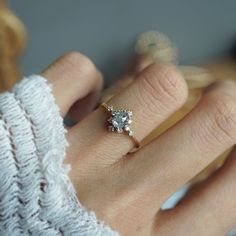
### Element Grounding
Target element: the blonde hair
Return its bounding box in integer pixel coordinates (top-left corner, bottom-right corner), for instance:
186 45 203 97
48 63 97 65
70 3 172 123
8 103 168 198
0 0 26 92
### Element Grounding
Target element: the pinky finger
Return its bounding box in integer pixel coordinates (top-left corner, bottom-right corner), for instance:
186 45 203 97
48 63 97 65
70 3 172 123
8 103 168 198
155 146 236 236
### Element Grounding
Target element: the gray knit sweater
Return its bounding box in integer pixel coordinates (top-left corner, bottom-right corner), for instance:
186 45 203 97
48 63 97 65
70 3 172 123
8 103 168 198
0 75 118 236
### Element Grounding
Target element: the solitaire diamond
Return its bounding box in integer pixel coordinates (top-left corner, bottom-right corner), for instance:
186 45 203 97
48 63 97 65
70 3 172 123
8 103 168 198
101 102 140 148
107 108 133 135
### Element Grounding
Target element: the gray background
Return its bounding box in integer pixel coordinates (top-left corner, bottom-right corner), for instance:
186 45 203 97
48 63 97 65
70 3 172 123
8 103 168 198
9 0 236 83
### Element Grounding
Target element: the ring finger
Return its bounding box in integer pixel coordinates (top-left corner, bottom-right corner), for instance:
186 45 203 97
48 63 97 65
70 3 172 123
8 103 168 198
67 63 188 169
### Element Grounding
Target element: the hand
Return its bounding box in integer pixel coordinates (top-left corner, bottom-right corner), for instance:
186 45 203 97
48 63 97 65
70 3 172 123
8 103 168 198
42 52 236 236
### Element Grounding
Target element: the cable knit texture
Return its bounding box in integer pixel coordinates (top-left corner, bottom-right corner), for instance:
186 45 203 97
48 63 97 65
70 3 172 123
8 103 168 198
0 75 119 236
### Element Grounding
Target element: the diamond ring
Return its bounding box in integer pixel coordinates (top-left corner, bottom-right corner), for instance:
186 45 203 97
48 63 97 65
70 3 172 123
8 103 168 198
100 103 140 149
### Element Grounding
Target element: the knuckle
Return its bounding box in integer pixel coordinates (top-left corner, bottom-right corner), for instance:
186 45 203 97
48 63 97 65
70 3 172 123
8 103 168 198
207 93 236 139
61 51 96 75
139 63 188 109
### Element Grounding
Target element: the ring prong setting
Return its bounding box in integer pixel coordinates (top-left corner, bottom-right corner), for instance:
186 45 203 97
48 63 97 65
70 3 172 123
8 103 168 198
101 102 140 148
106 107 133 136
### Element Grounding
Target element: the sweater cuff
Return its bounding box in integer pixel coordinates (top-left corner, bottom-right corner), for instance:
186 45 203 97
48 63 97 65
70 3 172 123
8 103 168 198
0 75 119 236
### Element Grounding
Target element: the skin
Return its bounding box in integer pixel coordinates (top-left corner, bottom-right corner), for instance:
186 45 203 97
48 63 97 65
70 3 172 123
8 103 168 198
42 51 236 236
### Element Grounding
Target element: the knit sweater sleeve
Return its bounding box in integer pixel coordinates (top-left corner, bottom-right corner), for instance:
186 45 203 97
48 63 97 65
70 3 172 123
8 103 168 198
0 75 119 236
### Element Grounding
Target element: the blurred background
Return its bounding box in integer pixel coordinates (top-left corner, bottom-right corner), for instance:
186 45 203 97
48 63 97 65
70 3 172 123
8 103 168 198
8 0 236 83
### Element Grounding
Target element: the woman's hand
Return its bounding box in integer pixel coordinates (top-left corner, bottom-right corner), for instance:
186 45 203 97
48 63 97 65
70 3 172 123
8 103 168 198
42 51 236 236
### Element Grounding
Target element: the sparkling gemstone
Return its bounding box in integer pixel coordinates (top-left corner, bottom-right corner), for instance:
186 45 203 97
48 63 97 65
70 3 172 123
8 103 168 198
111 111 130 131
